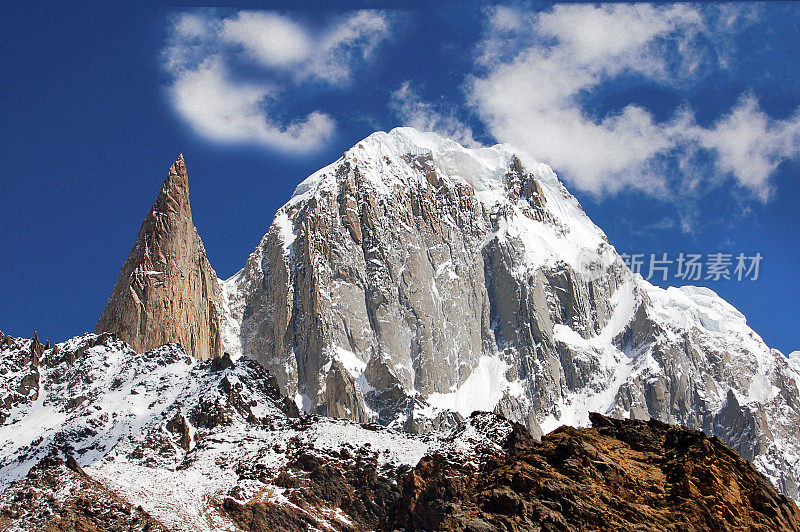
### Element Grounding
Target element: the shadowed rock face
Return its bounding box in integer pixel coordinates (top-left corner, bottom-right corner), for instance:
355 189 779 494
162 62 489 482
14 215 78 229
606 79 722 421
95 155 223 360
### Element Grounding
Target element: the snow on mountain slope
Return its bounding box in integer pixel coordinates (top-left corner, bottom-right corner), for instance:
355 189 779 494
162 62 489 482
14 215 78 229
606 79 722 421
220 127 800 501
0 455 170 531
284 127 611 273
0 331 523 530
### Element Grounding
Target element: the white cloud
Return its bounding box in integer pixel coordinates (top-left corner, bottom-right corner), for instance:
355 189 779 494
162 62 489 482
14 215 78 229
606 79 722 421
219 12 312 68
390 81 478 148
219 10 390 85
162 10 393 153
310 10 392 84
698 95 800 201
170 57 334 152
469 4 799 204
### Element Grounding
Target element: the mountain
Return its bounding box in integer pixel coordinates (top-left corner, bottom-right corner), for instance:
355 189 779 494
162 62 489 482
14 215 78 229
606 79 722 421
95 155 223 360
221 127 800 499
1 332 798 531
222 128 617 431
4 127 799 526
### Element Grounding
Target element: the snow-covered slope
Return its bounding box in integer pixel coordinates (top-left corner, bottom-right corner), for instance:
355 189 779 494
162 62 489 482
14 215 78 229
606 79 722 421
0 331 523 530
220 127 800 500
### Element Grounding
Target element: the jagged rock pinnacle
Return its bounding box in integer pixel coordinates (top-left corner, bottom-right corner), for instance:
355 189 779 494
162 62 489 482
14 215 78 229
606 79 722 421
95 156 223 360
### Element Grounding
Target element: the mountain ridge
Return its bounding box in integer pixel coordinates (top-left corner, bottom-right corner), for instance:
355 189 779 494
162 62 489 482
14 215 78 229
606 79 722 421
216 127 800 500
71 127 800 504
1 330 798 530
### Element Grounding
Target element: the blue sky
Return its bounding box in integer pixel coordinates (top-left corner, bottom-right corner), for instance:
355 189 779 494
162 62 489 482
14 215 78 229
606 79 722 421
1 2 798 354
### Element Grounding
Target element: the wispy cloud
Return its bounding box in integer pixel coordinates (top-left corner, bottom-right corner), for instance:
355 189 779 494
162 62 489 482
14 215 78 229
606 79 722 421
469 4 799 208
696 94 800 201
390 81 478 148
162 10 394 153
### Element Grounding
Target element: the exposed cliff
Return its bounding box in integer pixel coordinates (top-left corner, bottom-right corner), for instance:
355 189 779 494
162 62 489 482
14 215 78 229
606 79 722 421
221 128 800 500
95 155 223 360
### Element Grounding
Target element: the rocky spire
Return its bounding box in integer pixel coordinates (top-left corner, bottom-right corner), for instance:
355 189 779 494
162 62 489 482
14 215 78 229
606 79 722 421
95 155 223 360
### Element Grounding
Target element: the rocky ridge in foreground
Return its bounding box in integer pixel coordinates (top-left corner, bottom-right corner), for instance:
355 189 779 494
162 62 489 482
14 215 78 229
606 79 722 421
397 414 800 531
0 332 798 531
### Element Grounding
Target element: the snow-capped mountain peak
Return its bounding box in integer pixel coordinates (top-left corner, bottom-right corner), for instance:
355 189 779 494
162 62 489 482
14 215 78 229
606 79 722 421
221 128 800 500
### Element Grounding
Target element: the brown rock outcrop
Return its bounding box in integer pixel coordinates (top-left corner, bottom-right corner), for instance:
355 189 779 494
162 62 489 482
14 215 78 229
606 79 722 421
397 413 800 531
95 155 222 360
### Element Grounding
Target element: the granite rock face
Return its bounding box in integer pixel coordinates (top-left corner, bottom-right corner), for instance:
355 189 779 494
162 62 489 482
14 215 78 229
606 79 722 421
95 156 223 360
222 129 608 427
220 128 800 501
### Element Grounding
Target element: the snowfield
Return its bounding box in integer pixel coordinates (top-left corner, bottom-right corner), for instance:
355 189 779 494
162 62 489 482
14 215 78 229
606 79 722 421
0 333 520 530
